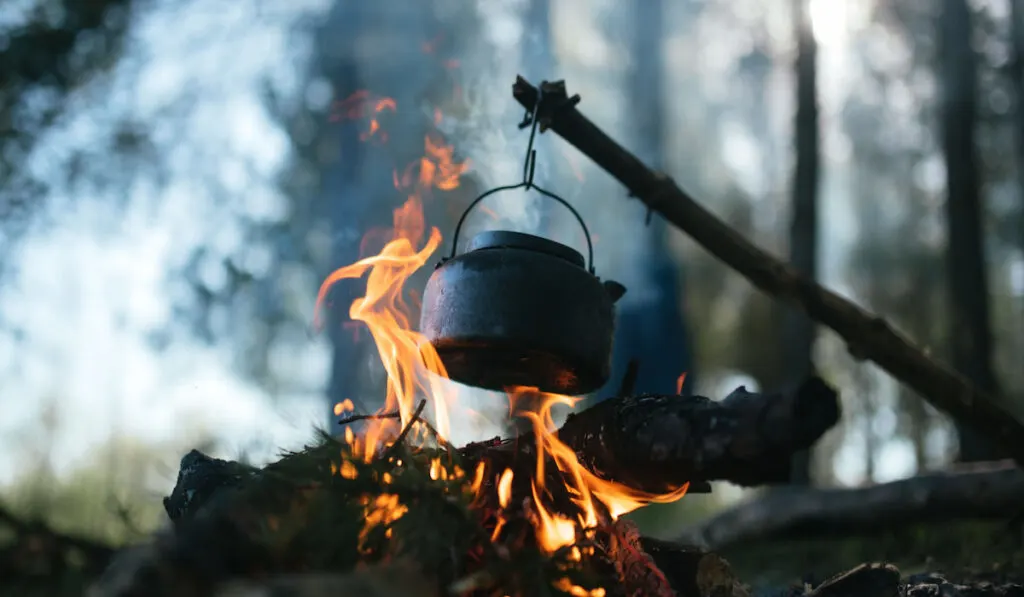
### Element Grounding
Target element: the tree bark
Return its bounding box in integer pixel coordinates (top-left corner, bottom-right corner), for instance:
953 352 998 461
674 460 1024 549
786 0 821 485
510 76 1024 467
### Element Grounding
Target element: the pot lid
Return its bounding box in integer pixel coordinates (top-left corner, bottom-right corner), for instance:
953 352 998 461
465 230 586 268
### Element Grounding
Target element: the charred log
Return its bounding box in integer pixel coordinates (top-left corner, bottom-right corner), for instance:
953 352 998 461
510 76 1024 467
163 378 838 527
130 378 838 597
675 460 1024 549
462 375 839 500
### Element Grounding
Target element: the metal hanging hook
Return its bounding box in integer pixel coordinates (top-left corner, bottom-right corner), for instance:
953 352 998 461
447 83 596 273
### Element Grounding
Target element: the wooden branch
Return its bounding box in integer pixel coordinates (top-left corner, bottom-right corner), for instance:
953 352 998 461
511 76 1024 467
674 460 1024 549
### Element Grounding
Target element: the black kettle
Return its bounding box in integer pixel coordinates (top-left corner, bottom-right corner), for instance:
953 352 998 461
419 190 626 396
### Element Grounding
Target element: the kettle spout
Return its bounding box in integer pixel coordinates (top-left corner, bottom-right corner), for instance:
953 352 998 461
602 280 627 303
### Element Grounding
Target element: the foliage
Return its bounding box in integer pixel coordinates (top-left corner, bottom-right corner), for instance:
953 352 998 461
0 433 192 597
1 434 197 544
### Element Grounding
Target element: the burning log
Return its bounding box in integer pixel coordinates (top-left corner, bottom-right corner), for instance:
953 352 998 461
510 76 1024 467
160 378 839 526
675 460 1024 549
93 378 836 597
461 376 840 500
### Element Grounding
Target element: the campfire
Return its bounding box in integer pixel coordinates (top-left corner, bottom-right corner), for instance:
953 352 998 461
75 74 1024 597
84 80 841 597
313 85 694 594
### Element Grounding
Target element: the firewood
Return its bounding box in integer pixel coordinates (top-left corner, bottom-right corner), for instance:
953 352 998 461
510 76 1024 467
675 460 1024 549
460 376 840 498
100 378 836 597
159 378 838 529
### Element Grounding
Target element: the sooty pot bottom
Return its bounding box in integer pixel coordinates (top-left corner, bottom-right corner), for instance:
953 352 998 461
428 338 606 396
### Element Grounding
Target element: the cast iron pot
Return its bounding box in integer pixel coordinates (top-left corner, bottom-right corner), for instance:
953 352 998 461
419 214 626 395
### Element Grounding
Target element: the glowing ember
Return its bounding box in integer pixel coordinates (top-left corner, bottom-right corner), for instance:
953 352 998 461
333 398 355 416
358 493 408 551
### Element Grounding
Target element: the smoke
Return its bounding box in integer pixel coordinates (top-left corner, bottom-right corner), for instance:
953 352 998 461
431 0 557 241
431 0 665 298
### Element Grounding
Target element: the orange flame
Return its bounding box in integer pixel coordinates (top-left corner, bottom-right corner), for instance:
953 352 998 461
314 94 463 458
511 388 689 553
497 469 515 508
316 90 688 579
331 90 397 143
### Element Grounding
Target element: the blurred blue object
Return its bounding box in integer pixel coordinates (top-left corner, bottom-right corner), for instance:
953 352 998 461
600 226 694 398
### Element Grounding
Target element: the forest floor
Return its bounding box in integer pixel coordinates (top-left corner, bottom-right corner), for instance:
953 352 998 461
721 519 1024 591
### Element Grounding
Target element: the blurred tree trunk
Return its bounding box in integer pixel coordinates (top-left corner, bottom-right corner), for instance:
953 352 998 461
325 1 372 429
600 0 695 398
784 0 821 484
736 38 789 395
1013 0 1024 330
1015 0 1024 202
740 39 775 231
939 0 1002 462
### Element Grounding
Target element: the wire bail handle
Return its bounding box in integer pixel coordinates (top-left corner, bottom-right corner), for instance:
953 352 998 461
446 84 596 274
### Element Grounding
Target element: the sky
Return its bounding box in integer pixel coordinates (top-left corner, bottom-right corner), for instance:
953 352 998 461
1 0 1013 494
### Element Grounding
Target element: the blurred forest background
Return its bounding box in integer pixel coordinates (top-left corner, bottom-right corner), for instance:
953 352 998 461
1 0 1023 559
